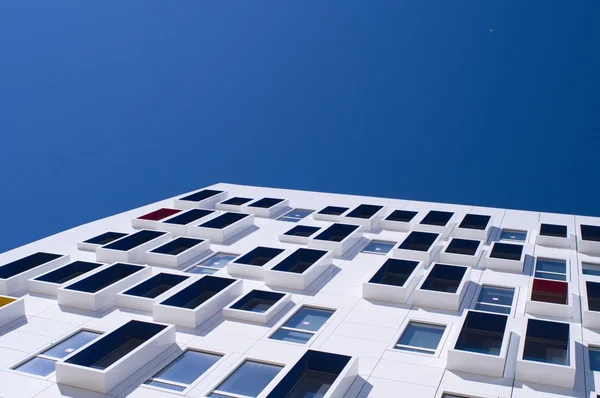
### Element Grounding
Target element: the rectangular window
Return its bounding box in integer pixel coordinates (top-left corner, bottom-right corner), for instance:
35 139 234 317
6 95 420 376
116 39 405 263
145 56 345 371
398 231 439 252
581 224 600 242
185 252 238 275
534 258 567 281
420 210 454 227
13 330 102 377
209 360 283 398
317 206 348 216
522 319 569 365
540 223 568 238
145 350 222 392
489 242 523 261
589 346 600 371
270 306 334 344
474 285 515 314
420 264 467 294
454 311 507 356
583 262 600 276
346 204 384 219
395 321 446 354
458 214 491 231
278 208 313 223
361 240 395 255
385 210 418 223
500 229 527 242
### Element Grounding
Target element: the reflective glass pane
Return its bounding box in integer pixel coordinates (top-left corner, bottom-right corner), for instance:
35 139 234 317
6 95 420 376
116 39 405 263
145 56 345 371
150 351 221 385
212 360 282 397
42 331 102 359
197 253 237 269
145 380 185 392
500 229 527 241
534 271 567 281
397 322 445 351
536 258 567 274
590 347 600 371
282 209 313 220
188 267 218 275
477 286 514 307
270 329 313 344
583 263 600 276
283 307 334 332
14 357 56 376
361 240 395 255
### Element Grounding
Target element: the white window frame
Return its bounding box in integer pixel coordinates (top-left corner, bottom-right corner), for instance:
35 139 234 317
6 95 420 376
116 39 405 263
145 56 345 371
472 284 517 316
268 304 336 346
499 228 528 242
206 357 286 398
389 317 451 357
184 251 239 275
277 208 314 223
360 239 396 255
534 257 569 282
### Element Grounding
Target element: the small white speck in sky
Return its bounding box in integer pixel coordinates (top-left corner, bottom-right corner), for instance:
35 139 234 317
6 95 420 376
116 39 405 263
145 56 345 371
489 28 494 32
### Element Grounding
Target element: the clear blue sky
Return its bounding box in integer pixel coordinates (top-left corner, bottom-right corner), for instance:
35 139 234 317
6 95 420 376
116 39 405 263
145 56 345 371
0 2 598 252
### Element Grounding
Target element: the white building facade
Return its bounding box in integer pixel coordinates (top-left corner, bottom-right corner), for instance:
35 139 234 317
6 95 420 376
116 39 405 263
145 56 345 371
1 182 600 398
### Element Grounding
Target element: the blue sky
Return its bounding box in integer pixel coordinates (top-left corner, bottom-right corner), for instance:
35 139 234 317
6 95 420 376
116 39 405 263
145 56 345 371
0 1 598 252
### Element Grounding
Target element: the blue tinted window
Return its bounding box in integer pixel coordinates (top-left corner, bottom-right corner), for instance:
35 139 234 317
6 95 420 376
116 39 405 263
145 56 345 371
590 347 600 371
279 208 313 222
535 258 567 281
146 351 221 389
42 331 101 359
188 267 217 275
270 329 313 344
396 322 445 353
361 240 395 255
14 357 56 376
283 307 334 332
474 286 515 314
500 229 527 242
211 361 282 397
146 380 184 391
187 253 238 274
583 263 600 276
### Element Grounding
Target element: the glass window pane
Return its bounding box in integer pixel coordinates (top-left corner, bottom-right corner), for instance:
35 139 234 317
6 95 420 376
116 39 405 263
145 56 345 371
282 209 313 220
500 229 527 241
198 253 237 269
536 259 567 274
477 286 514 307
150 351 221 385
188 267 218 275
283 307 334 332
145 380 185 392
583 263 600 276
42 331 102 359
474 303 511 315
212 360 283 398
361 241 395 255
280 217 300 223
14 357 56 376
590 347 600 371
270 329 313 344
534 271 567 281
397 322 445 351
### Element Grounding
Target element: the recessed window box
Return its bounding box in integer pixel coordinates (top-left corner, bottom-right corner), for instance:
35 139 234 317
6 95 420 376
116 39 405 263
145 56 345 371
159 209 216 236
447 310 510 377
29 261 104 297
453 214 493 241
144 237 210 267
188 212 255 243
96 230 171 264
393 231 441 263
516 318 575 389
56 320 175 393
174 189 226 210
216 196 254 212
343 204 386 232
362 259 421 303
536 223 570 248
77 232 128 252
582 281 600 329
223 289 291 324
379 210 419 232
439 238 483 267
58 263 151 311
579 225 600 255
266 350 358 398
278 225 321 245
413 263 470 311
265 248 333 290
313 206 350 222
308 223 363 256
227 246 287 279
484 242 525 273
414 210 455 234
0 252 70 295
525 278 572 319
153 276 242 328
132 208 182 230
0 295 25 328
242 197 289 218
116 273 190 312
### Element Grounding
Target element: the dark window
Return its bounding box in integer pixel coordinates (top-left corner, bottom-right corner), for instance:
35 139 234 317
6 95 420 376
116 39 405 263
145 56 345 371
369 259 419 287
248 198 284 209
530 279 568 305
65 263 145 293
103 230 166 251
221 197 253 206
587 281 600 312
398 231 439 252
420 264 467 294
163 209 214 226
420 211 454 227
454 311 507 356
230 290 286 313
34 261 102 285
123 273 189 299
272 249 327 274
582 225 600 242
458 214 491 230
317 206 348 216
589 346 600 372
540 223 568 238
445 238 480 256
313 223 359 243
0 252 63 279
151 238 205 256
284 225 320 237
179 189 223 203
83 232 128 246
234 247 285 267
489 242 523 261
160 276 236 309
385 210 418 223
522 319 569 365
199 212 248 229
346 204 384 219
138 208 181 221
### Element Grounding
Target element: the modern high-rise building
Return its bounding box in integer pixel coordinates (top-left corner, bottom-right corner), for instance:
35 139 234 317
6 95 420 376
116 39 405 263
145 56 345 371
1 182 599 398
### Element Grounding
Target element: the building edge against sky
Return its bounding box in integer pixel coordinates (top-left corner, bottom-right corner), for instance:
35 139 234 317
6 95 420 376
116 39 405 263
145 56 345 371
1 182 600 397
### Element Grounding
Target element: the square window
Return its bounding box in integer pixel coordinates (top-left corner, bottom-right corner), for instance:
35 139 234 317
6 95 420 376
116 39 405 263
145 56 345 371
474 286 515 314
583 262 600 276
234 247 285 267
317 206 348 216
586 281 600 312
271 306 334 345
221 197 253 206
530 279 568 305
445 238 480 256
500 229 527 242
313 224 359 243
534 258 567 281
420 211 454 227
385 210 418 223
368 259 419 287
278 208 313 223
489 242 523 261
284 225 320 237
589 346 600 371
361 240 395 255
248 198 284 209
398 231 439 252
522 318 569 365
581 225 600 242
395 322 446 354
145 350 222 391
540 223 568 238
346 204 384 219
210 360 283 398
454 311 508 356
421 264 467 294
458 214 491 231
186 252 238 274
